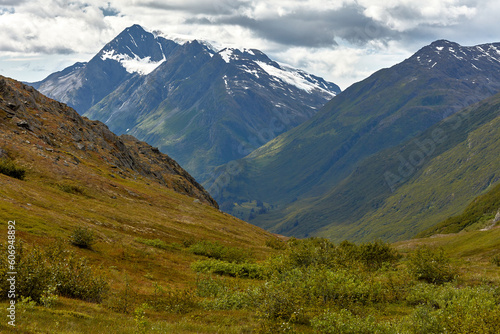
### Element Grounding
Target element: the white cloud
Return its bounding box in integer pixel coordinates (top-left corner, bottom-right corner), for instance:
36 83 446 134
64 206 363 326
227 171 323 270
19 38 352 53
0 0 498 87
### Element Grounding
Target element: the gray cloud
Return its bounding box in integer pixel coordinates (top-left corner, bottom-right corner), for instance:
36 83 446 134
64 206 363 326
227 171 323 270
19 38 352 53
0 0 26 5
0 0 498 88
188 5 399 48
100 3 120 17
136 0 251 16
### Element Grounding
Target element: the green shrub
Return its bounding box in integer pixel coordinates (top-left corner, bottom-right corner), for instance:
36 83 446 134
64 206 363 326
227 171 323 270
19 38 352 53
69 227 96 249
357 241 401 271
57 183 86 195
407 246 457 284
0 243 108 304
405 282 444 308
265 237 287 250
435 286 500 334
311 308 393 334
134 303 150 334
195 275 230 298
12 246 52 302
256 321 297 334
51 253 109 302
270 238 400 272
491 254 500 266
189 240 249 263
405 286 500 334
147 283 198 314
271 238 338 270
196 275 261 311
406 306 443 334
191 259 265 279
40 285 58 308
0 158 26 180
201 289 256 311
255 280 307 323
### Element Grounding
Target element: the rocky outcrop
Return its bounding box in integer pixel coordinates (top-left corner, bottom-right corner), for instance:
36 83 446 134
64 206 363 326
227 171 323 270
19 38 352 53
0 75 218 208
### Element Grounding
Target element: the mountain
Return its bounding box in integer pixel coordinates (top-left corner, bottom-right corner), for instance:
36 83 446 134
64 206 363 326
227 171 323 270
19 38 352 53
0 74 279 331
210 40 500 242
284 91 500 242
0 72 272 274
31 24 340 181
2 75 216 208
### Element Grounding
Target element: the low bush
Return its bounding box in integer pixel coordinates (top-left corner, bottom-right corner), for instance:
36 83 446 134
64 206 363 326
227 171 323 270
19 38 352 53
69 227 96 249
435 286 500 334
0 243 108 304
196 275 261 311
311 308 394 334
191 259 266 279
407 246 457 284
405 286 500 334
255 280 308 323
189 240 250 263
491 254 500 267
406 305 443 334
269 238 401 272
265 237 287 250
195 274 230 298
147 283 198 314
57 183 86 195
0 158 26 180
357 240 401 271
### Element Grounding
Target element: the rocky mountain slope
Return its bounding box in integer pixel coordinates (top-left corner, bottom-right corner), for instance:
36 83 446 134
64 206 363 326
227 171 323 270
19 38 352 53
210 40 500 242
2 75 216 208
0 72 273 249
31 24 340 180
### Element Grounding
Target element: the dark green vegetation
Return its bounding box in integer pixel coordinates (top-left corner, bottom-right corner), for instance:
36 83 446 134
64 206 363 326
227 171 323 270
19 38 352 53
211 40 500 242
417 182 500 237
69 227 97 249
0 158 26 180
0 243 108 304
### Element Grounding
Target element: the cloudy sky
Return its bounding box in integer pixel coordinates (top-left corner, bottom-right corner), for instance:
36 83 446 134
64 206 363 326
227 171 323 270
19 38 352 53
0 0 499 89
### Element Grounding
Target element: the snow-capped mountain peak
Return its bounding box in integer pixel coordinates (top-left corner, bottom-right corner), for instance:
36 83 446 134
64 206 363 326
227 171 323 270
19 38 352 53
216 47 338 98
100 49 166 75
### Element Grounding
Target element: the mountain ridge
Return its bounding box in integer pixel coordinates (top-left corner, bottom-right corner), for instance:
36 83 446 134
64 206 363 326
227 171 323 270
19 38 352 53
210 39 500 242
31 24 340 181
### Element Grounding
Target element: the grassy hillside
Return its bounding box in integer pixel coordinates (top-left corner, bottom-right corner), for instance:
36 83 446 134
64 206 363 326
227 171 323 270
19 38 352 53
0 76 277 332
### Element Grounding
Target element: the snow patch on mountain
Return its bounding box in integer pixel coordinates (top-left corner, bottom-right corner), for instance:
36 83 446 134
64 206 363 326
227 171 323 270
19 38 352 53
218 48 259 63
100 49 165 75
255 61 336 96
219 48 235 63
152 31 219 54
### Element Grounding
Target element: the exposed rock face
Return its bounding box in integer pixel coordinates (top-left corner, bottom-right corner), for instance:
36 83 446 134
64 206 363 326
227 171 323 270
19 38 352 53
0 75 218 208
